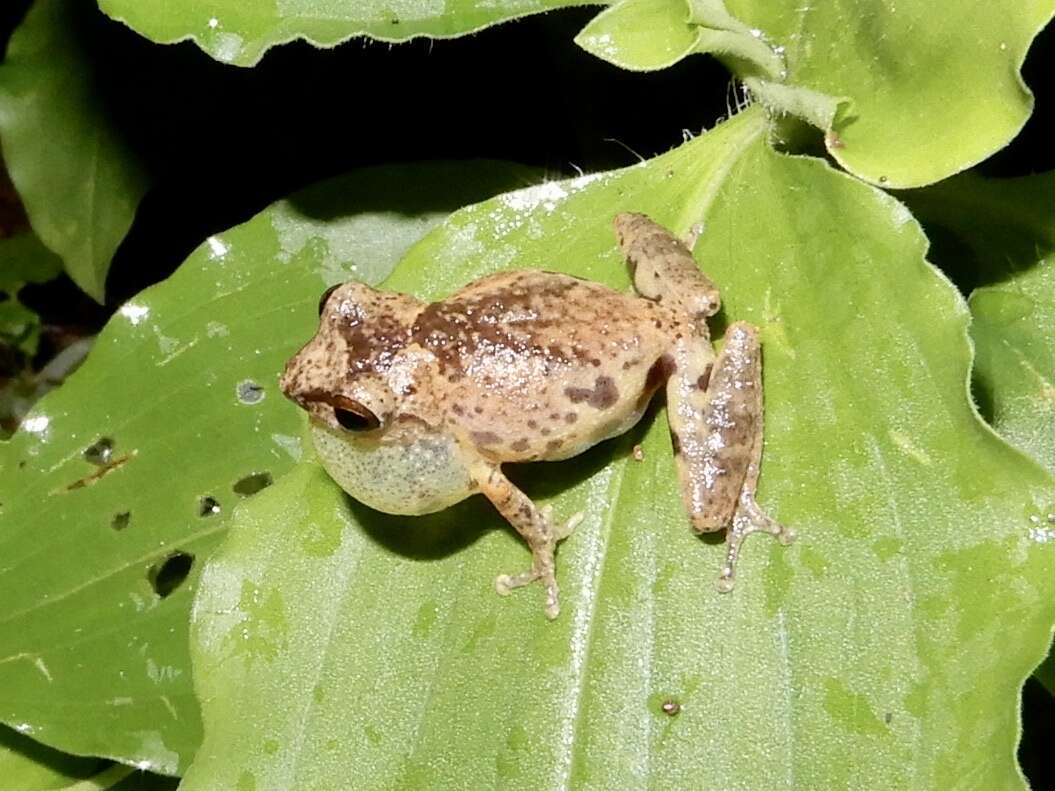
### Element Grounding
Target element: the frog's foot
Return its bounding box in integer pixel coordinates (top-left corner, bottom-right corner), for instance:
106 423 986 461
495 541 559 619
543 506 584 540
495 510 584 620
716 491 795 594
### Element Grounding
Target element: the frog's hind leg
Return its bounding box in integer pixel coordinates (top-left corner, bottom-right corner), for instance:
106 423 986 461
667 322 794 591
720 434 796 592
471 462 583 620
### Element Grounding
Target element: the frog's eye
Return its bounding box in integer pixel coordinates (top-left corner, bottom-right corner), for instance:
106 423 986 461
318 284 341 316
332 400 381 432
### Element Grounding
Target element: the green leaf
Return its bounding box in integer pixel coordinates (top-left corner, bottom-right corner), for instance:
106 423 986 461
0 725 107 790
904 172 1055 696
902 171 1055 290
0 0 149 303
576 0 781 76
0 231 64 359
0 161 535 771
576 0 1055 188
901 171 1055 473
184 108 1055 789
97 0 595 68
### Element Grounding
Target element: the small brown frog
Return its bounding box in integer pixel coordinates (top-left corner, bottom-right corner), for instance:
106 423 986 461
280 213 794 618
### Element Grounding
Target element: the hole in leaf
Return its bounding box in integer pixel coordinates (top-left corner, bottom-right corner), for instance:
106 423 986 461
148 551 194 598
237 379 265 404
233 472 273 497
83 437 114 466
198 496 221 517
111 511 130 531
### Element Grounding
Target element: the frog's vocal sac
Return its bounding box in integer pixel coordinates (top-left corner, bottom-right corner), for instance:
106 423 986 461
280 212 794 619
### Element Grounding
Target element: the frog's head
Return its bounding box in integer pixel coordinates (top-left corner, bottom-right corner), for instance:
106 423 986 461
281 283 473 515
280 281 422 435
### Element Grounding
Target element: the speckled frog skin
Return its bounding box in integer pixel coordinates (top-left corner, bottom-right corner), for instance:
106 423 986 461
280 213 794 618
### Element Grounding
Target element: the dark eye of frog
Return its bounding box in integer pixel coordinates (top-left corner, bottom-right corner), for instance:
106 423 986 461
331 398 381 432
318 284 341 316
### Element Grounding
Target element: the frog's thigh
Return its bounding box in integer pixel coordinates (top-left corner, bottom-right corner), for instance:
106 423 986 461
470 461 582 620
668 322 793 590
667 322 759 531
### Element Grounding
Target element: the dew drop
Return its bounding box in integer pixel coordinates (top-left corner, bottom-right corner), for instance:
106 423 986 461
22 415 49 434
119 304 150 325
198 496 222 517
84 437 114 466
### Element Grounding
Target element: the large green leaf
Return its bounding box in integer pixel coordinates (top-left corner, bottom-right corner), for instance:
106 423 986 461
0 231 63 358
0 0 150 303
905 172 1055 694
183 108 1055 789
98 0 594 68
902 171 1055 473
576 0 1054 188
0 162 535 771
915 172 1055 470
0 724 107 790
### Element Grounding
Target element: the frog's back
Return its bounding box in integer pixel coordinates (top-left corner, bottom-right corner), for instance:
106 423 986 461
410 270 681 462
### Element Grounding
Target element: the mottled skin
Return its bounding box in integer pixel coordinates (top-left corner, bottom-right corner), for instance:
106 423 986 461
280 213 794 618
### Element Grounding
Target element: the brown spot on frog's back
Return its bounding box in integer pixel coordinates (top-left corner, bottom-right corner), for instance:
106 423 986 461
563 375 619 410
471 431 501 446
511 438 530 452
591 376 618 409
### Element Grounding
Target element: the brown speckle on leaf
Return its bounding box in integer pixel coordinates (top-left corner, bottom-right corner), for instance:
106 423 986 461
661 699 681 716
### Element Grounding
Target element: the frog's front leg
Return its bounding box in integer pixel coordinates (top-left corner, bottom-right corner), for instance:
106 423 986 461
668 322 795 591
470 461 583 620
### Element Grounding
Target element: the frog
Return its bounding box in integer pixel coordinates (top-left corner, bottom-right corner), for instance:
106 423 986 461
279 212 794 619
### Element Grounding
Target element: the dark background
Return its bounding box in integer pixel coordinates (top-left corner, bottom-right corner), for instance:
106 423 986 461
1 1 1053 787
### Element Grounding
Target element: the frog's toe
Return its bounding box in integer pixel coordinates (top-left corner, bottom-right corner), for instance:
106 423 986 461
556 511 585 540
496 570 536 596
543 580 561 620
493 566 561 619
